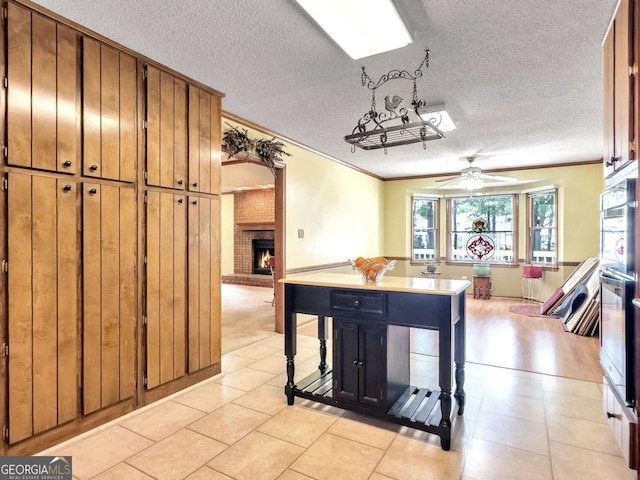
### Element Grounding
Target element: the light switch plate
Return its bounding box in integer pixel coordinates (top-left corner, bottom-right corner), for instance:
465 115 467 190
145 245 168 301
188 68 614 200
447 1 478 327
298 229 304 238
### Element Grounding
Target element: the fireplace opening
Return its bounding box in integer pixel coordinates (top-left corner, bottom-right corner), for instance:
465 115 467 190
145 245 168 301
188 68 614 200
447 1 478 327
252 239 275 275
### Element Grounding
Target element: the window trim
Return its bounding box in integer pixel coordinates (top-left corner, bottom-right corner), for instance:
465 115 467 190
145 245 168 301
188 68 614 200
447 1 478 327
410 195 439 264
446 193 519 265
526 188 558 266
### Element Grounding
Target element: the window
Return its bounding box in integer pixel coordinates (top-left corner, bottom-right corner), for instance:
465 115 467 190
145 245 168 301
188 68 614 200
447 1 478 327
528 190 557 265
448 195 516 263
411 196 438 261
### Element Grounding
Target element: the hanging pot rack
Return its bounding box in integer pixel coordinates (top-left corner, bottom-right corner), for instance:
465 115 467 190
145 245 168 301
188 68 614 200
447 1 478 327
343 50 445 153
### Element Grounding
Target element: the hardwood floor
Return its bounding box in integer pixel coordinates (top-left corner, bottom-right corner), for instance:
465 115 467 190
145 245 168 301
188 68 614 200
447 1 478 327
224 285 603 383
409 296 603 382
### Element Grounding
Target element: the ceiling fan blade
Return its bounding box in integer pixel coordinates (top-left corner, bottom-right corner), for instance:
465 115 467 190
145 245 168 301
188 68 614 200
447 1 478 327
478 173 516 182
435 177 463 188
434 175 460 183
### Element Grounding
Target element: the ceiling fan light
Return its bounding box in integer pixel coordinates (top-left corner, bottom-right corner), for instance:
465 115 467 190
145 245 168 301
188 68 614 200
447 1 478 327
418 104 456 132
295 0 412 59
461 177 484 191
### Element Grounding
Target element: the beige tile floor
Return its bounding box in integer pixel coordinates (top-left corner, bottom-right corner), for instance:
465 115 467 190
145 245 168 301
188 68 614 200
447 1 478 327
39 329 634 480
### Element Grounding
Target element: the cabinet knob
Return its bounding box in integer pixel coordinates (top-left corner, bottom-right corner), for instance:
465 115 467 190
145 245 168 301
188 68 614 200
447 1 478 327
177 198 183 204
63 160 72 167
89 164 98 171
353 300 359 307
606 156 619 167
606 411 620 419
89 188 97 195
192 182 198 187
177 179 184 185
63 185 72 192
352 360 364 367
192 200 198 205
352 360 359 366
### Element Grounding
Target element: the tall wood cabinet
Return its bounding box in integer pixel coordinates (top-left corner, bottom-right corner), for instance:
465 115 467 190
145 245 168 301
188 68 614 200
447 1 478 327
187 195 221 373
603 0 635 180
82 184 136 414
7 173 78 444
145 191 187 389
143 66 221 393
1 0 223 454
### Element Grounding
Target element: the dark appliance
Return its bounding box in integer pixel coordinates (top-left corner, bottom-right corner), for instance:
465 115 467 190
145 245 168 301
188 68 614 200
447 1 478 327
600 178 635 277
599 177 636 408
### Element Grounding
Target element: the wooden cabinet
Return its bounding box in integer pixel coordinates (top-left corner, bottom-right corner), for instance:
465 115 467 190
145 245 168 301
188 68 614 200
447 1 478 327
7 3 79 173
7 173 78 444
333 319 387 408
333 315 409 411
473 276 491 300
188 86 222 194
603 376 637 468
145 193 220 384
603 0 635 179
83 38 137 182
145 77 221 194
145 67 188 190
82 183 136 414
187 196 222 372
145 191 187 389
1 0 223 454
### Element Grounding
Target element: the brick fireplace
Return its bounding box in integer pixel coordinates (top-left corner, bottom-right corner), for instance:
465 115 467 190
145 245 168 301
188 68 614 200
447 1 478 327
222 188 275 287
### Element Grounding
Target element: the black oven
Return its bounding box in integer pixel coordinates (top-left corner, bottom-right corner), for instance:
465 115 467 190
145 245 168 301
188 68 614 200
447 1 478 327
599 176 636 408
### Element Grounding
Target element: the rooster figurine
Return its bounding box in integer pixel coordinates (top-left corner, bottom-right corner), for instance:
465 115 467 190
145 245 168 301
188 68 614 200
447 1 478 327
384 95 403 113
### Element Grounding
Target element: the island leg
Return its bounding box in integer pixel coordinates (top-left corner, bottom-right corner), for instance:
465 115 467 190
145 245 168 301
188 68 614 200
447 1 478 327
454 293 466 415
439 318 453 451
439 389 452 451
318 315 328 373
284 286 297 405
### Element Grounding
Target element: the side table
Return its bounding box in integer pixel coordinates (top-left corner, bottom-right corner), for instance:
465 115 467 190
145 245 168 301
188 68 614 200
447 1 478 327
473 275 491 300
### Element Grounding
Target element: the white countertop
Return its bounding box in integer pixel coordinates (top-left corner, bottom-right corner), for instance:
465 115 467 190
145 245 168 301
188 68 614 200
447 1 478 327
281 272 471 296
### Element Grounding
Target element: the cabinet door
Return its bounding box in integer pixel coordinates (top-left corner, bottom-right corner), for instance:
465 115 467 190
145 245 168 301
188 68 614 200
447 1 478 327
146 191 187 389
333 319 359 403
187 196 221 372
7 4 79 173
188 86 222 194
613 0 631 172
146 66 188 189
83 38 137 181
358 323 385 408
83 183 136 414
7 173 78 444
604 27 616 178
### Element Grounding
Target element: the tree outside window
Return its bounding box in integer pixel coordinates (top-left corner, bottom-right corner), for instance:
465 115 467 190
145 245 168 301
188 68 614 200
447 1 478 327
412 197 438 261
448 195 516 263
528 190 557 265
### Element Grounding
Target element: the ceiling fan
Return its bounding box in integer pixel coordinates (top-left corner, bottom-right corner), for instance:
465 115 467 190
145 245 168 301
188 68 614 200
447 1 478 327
435 156 516 191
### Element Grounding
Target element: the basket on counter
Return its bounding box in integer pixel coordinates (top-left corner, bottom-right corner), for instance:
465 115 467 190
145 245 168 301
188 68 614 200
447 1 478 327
350 257 396 282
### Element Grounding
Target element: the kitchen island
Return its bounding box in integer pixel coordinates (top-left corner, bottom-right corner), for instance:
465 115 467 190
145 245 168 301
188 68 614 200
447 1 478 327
282 272 470 450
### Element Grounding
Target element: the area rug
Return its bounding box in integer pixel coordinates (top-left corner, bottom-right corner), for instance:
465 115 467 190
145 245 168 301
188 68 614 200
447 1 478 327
508 304 559 319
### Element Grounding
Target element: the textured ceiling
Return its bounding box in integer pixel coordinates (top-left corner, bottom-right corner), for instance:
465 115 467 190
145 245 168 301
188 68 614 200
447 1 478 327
33 0 618 179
